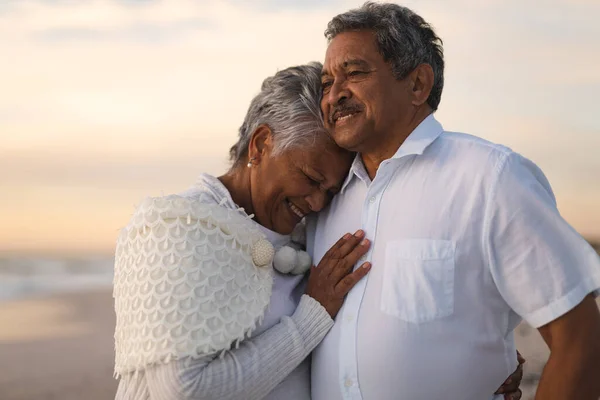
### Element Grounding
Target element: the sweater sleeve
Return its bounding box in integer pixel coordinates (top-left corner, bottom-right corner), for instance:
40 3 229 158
144 295 333 400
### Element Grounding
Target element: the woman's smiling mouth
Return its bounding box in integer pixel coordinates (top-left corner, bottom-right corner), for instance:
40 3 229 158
287 200 307 219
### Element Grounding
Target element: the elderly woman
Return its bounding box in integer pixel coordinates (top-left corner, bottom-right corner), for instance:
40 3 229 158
113 63 523 400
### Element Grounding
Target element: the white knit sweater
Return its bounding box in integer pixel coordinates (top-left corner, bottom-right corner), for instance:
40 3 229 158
114 174 333 400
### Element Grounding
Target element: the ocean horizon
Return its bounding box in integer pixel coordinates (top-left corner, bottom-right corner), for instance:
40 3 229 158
0 254 114 302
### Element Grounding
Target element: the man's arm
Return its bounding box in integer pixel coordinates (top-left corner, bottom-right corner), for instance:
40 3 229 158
483 152 600 397
535 295 600 400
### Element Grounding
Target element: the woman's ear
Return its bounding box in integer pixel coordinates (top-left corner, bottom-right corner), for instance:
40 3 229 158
247 125 274 165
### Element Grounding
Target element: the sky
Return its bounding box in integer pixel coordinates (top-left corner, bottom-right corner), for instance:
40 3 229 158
1 0 599 255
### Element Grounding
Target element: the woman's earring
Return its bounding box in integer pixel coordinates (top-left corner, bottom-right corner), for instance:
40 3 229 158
247 157 255 168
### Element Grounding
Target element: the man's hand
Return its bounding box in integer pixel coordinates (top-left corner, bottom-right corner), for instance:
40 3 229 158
535 294 600 399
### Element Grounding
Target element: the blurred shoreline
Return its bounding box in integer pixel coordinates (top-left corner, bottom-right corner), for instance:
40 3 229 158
0 254 113 302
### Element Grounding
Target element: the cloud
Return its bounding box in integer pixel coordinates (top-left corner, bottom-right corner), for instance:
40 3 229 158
0 0 339 158
33 18 214 43
227 0 348 12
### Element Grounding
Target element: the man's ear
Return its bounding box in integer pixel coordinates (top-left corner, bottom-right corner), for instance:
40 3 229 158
247 125 274 165
409 64 434 107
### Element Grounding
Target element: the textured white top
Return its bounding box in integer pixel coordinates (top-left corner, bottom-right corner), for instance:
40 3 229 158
307 115 600 400
115 174 333 400
113 195 274 375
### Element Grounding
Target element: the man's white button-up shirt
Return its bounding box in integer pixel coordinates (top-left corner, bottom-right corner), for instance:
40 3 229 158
307 114 600 400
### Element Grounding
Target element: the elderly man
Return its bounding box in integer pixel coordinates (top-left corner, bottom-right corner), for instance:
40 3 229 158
307 3 600 400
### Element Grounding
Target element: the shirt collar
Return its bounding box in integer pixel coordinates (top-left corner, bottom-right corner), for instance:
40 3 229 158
340 114 444 193
340 153 370 193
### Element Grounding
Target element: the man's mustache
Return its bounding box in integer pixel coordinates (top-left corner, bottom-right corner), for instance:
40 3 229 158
328 102 364 125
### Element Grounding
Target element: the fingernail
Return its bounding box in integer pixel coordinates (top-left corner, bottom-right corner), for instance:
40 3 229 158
343 233 351 239
354 229 364 238
362 262 371 269
360 239 369 246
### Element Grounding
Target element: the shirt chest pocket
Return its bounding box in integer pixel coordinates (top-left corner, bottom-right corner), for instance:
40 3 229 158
381 239 455 323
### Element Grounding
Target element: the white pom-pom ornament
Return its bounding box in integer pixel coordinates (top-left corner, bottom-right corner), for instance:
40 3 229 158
291 251 312 275
273 246 312 275
273 246 297 274
251 239 275 267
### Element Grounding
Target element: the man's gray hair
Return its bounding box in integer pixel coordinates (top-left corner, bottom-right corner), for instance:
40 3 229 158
229 62 329 165
325 2 444 111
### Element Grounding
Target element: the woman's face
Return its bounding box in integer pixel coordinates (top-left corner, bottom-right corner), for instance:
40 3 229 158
249 133 354 235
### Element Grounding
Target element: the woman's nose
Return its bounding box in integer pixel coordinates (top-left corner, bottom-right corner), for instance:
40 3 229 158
306 190 327 213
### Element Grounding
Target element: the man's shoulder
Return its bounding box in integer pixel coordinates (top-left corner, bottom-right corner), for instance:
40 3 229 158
434 131 553 198
430 130 515 172
438 130 512 156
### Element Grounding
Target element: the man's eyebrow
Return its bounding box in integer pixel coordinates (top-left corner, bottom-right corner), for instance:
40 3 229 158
342 59 369 69
321 59 370 77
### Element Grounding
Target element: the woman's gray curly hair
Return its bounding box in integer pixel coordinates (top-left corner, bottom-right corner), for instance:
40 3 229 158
229 62 332 165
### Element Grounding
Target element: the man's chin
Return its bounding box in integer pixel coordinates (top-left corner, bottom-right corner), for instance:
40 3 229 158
331 128 363 151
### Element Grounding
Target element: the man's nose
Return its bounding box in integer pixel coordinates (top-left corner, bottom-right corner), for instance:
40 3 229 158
327 80 350 106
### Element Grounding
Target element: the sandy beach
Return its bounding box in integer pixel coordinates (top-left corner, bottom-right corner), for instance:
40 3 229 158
0 290 117 400
0 289 597 400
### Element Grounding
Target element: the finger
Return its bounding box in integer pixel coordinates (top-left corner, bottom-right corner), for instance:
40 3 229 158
517 351 526 365
495 376 513 394
320 232 354 261
499 367 523 394
511 363 524 382
495 378 510 394
329 239 370 283
333 229 365 259
335 262 371 295
495 361 524 394
504 389 522 400
320 230 363 263
498 381 518 395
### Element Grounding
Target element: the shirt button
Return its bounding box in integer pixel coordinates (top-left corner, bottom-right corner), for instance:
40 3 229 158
345 314 354 322
369 197 375 203
345 379 354 387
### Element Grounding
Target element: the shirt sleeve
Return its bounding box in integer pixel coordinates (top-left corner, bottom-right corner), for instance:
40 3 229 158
144 295 333 400
484 151 600 328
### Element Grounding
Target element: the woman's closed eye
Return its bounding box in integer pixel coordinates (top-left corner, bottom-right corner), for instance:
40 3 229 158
303 172 339 201
303 172 321 187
